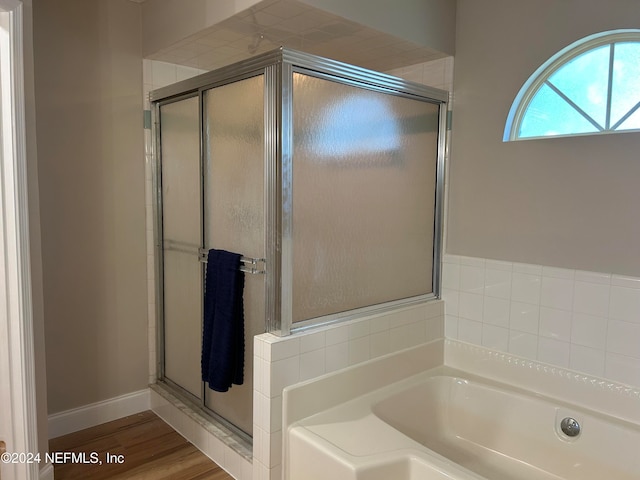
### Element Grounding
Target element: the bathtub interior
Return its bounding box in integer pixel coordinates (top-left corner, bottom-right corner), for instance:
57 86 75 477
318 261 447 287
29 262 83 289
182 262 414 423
284 340 640 480
372 373 640 480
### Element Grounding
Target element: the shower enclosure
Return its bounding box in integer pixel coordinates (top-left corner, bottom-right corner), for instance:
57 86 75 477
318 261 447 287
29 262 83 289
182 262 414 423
151 48 448 440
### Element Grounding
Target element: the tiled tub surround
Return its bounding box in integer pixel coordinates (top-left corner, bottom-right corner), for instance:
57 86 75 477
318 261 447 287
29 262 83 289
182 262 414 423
283 339 640 480
442 254 640 389
253 301 445 480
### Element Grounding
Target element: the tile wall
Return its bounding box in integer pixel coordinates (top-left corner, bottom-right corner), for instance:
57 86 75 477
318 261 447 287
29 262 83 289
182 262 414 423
252 301 445 480
442 254 640 388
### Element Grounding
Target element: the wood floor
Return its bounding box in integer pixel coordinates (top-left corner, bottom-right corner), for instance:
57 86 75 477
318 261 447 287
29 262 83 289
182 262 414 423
49 411 235 480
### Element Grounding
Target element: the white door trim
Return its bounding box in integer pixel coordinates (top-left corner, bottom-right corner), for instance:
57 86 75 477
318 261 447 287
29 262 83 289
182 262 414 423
0 1 39 479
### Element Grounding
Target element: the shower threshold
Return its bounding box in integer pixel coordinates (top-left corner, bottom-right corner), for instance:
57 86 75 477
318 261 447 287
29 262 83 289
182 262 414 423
150 383 253 465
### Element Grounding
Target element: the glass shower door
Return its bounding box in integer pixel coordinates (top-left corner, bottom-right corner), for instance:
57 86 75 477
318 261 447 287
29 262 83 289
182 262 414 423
203 74 265 436
158 96 202 399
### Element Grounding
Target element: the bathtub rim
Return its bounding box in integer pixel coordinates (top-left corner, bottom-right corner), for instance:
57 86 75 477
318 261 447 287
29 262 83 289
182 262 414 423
283 338 640 480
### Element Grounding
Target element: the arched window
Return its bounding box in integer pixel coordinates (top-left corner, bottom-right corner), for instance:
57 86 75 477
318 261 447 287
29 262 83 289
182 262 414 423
504 30 640 141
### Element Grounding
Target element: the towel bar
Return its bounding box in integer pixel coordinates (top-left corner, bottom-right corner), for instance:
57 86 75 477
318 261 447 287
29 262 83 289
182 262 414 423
197 248 266 275
162 241 266 274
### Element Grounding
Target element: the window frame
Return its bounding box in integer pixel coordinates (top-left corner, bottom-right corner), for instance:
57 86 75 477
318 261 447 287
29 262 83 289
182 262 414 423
504 29 640 141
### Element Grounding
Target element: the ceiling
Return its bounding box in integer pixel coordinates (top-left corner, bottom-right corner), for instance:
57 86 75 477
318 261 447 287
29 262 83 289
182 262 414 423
145 0 447 72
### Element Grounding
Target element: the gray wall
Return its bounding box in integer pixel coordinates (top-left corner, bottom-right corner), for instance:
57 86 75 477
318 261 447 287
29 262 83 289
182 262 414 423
448 0 640 276
300 0 456 55
33 0 148 414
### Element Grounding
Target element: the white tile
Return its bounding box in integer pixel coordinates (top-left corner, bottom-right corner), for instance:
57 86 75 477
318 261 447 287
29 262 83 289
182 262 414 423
254 357 269 396
611 274 640 289
541 266 574 280
570 344 605 377
481 324 509 352
253 391 269 431
151 60 177 87
223 445 245 480
460 265 485 293
508 331 538 359
349 336 371 365
540 276 574 311
458 318 482 344
459 256 485 268
348 321 370 339
425 301 444 318
370 330 391 358
538 337 570 367
442 262 460 290
191 422 209 455
441 288 459 316
241 457 253 480
370 314 390 333
254 337 266 360
388 308 420 327
269 430 282 466
609 286 640 324
444 315 459 339
511 273 541 305
325 342 348 373
252 425 265 465
443 254 462 264
253 461 269 480
176 65 203 81
606 319 640 358
269 395 283 433
299 348 326 381
509 301 539 334
539 307 572 341
325 324 349 345
389 321 426 352
575 270 611 285
485 259 512 271
143 58 153 84
269 464 283 480
458 292 483 322
484 268 512 299
605 353 640 387
427 316 445 341
513 263 543 275
269 356 299 397
207 431 226 466
300 330 325 353
482 296 510 328
571 312 608 349
573 281 610 317
269 337 299 362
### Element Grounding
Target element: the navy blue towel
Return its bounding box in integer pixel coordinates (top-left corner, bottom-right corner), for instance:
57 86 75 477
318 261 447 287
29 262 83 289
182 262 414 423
201 249 245 392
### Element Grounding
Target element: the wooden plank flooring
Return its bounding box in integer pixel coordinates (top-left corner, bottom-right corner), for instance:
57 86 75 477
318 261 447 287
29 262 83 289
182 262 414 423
49 411 235 480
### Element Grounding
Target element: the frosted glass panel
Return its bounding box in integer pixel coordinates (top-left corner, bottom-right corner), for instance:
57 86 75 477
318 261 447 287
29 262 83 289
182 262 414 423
160 97 200 244
159 96 202 397
163 251 202 397
292 73 439 323
203 75 265 436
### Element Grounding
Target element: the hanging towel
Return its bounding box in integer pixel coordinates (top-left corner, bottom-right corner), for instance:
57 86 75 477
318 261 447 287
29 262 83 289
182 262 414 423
201 249 245 392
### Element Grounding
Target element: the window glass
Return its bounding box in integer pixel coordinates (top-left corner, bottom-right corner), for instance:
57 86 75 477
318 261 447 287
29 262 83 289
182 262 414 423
505 31 640 140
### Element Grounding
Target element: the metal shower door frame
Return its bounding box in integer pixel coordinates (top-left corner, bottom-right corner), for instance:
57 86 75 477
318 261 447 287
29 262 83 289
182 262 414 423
150 46 449 340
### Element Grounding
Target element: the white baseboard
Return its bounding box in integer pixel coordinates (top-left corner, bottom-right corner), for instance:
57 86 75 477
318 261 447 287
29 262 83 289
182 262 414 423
48 389 150 439
39 464 54 480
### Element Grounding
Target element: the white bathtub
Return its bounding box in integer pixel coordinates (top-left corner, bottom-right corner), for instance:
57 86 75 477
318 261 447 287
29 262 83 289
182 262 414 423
284 340 640 480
